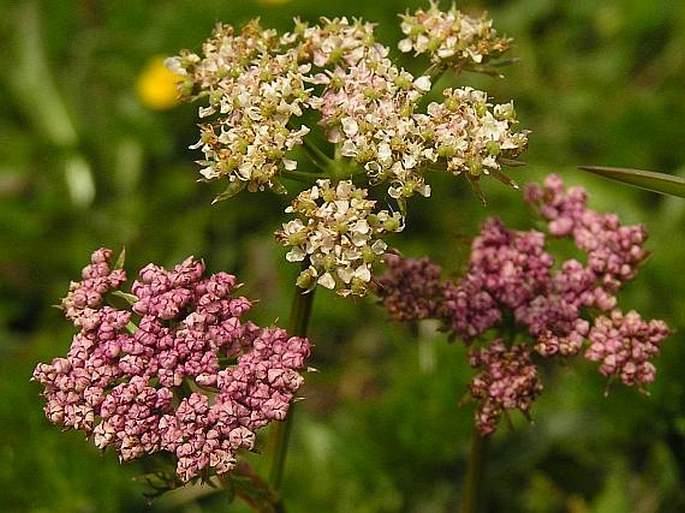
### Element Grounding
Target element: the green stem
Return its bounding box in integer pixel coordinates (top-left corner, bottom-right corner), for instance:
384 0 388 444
425 62 454 84
280 169 322 184
266 285 315 509
302 138 334 171
459 431 489 513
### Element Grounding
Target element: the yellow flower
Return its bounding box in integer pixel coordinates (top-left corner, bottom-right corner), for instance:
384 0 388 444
136 57 182 110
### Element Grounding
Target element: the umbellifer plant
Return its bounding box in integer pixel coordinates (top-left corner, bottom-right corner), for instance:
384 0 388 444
33 3 670 512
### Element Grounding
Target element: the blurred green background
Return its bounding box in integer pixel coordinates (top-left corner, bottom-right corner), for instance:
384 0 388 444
2 0 684 512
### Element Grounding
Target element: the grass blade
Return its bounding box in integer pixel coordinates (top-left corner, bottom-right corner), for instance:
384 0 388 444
579 166 685 198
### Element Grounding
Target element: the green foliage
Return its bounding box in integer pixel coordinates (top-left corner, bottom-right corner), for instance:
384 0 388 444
2 1 685 512
580 166 685 198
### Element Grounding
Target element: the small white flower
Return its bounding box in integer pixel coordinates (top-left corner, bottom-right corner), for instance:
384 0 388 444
353 266 371 282
286 247 306 262
398 2 510 69
413 75 432 92
198 106 216 118
341 140 358 157
164 56 186 76
341 117 359 137
377 142 392 164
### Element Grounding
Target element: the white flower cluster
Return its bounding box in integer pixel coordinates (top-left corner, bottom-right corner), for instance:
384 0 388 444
275 180 403 296
398 1 511 68
301 16 378 68
168 11 526 202
166 21 312 193
170 8 529 294
417 87 528 177
309 29 433 202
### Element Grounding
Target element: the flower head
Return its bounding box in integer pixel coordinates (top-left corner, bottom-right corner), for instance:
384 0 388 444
167 21 312 194
418 87 528 180
33 249 311 482
375 174 671 434
275 179 403 296
169 11 528 207
398 1 511 70
585 310 670 390
375 254 444 321
525 174 651 293
469 340 542 435
305 19 434 201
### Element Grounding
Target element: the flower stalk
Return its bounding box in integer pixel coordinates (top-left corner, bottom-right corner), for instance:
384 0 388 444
460 432 489 513
266 282 315 506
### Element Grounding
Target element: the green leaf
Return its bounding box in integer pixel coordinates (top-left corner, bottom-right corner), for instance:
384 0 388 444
579 166 685 198
114 247 126 269
490 167 519 190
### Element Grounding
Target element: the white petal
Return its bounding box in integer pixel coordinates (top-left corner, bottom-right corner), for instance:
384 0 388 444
413 75 432 92
371 239 387 254
337 266 354 284
354 265 371 282
317 273 336 289
341 117 359 137
398 38 413 53
286 247 306 262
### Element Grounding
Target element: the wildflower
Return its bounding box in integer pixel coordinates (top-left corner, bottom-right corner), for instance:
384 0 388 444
314 58 433 201
417 87 528 181
33 249 310 482
136 57 182 110
306 19 433 201
585 310 670 389
375 174 670 434
302 16 379 68
440 276 501 341
374 254 443 321
60 247 127 327
469 340 542 435
525 174 650 294
169 11 528 205
398 1 511 71
167 21 312 194
275 179 403 297
468 218 552 310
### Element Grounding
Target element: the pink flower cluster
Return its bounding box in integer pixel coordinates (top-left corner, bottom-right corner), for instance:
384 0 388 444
375 175 670 435
525 174 650 294
33 249 310 482
586 310 669 387
469 341 542 435
375 254 444 321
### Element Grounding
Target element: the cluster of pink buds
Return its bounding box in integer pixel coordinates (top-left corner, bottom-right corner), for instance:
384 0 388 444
376 174 670 435
32 249 310 482
469 341 542 435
